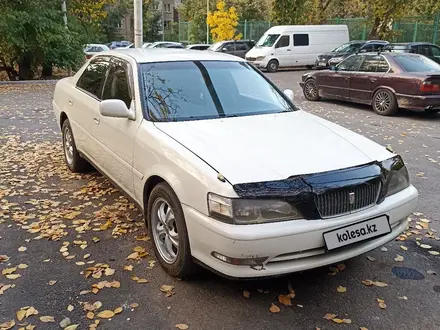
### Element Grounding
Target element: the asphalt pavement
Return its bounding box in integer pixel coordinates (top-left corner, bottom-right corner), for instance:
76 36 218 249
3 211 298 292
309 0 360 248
0 73 439 330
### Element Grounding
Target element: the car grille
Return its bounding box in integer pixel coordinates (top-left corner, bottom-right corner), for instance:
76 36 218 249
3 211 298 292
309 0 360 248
314 181 381 218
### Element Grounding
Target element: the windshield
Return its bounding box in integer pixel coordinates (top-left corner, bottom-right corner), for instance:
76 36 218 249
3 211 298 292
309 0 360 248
209 42 224 51
332 42 363 53
256 34 280 47
394 54 440 72
140 61 296 122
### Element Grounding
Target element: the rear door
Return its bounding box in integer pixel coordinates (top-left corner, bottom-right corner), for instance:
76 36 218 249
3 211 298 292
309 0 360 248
274 35 292 67
317 55 364 99
234 42 250 58
349 55 389 103
292 33 310 66
94 57 141 196
72 56 111 159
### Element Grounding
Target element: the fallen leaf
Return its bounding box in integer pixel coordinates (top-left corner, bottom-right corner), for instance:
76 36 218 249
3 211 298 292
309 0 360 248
25 306 38 317
126 252 139 260
130 303 139 308
18 246 27 252
2 267 17 275
124 265 133 271
160 285 174 293
67 305 74 312
378 302 387 309
278 294 292 306
97 310 114 319
332 318 344 324
59 317 71 328
427 270 437 275
360 328 369 330
0 320 15 330
26 324 36 330
5 274 21 280
428 251 440 256
336 263 345 271
64 325 78 330
17 264 28 269
16 309 26 321
175 324 189 330
104 268 115 276
400 245 408 251
362 280 374 286
337 286 346 293
343 319 352 324
84 254 91 259
373 281 388 287
87 312 94 319
323 313 337 320
40 315 55 322
0 255 10 263
398 296 408 300
366 256 376 261
380 247 388 252
114 307 123 314
48 280 57 286
269 303 280 313
394 255 404 262
420 244 432 249
243 290 250 298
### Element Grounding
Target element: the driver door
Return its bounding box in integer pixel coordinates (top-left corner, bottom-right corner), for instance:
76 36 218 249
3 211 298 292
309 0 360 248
317 55 364 100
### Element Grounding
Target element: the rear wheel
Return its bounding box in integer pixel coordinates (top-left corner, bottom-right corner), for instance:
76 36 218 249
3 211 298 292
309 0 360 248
62 119 90 173
303 79 320 101
266 59 279 73
372 89 398 116
147 182 196 278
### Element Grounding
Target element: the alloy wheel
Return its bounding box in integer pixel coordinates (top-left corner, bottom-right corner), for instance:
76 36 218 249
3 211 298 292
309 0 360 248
374 91 391 113
64 127 74 166
305 81 317 99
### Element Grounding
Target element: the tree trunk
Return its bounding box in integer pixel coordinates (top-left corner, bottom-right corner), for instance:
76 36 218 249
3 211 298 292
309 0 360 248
18 53 34 80
41 62 53 79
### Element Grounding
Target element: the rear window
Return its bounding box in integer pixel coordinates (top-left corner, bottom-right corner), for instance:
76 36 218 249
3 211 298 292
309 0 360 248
394 54 440 72
293 34 309 46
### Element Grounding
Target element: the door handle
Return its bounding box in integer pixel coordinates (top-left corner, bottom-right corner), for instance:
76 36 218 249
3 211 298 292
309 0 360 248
287 49 291 51
370 78 377 82
68 100 73 106
93 117 100 124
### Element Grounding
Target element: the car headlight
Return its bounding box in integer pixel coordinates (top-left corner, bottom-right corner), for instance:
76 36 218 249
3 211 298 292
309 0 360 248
208 193 302 225
381 156 410 198
256 56 265 61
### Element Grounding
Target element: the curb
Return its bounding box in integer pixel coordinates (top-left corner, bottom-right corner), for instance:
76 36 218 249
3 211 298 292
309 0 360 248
0 80 59 85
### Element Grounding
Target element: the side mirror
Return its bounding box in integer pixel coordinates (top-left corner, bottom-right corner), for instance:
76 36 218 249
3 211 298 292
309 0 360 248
331 65 338 71
283 89 294 102
99 99 134 119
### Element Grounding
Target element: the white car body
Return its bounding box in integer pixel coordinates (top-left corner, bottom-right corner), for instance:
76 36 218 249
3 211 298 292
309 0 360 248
52 49 418 278
246 25 349 71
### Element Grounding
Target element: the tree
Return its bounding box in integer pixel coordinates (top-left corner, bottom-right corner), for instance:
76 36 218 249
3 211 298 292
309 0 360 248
228 0 270 21
179 0 213 43
143 0 162 42
271 0 309 25
207 0 242 42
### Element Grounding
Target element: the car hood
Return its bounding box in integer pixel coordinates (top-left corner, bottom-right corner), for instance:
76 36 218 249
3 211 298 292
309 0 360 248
320 52 350 58
154 111 392 184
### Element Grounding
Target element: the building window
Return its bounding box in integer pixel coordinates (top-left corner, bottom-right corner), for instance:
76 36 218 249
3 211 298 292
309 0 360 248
167 4 171 11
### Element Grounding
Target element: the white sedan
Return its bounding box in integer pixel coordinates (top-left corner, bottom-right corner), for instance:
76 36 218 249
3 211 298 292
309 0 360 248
52 49 418 279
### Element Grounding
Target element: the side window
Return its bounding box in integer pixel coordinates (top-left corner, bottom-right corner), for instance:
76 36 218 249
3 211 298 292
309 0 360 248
431 46 440 57
359 55 388 72
236 43 248 51
76 57 110 99
417 45 432 57
337 55 364 71
102 60 132 108
360 44 374 52
293 34 309 46
275 35 290 48
223 43 235 52
376 56 389 72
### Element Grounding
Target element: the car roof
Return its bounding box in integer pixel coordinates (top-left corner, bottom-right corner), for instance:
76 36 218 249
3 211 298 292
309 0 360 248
187 44 210 47
104 48 246 63
391 42 435 46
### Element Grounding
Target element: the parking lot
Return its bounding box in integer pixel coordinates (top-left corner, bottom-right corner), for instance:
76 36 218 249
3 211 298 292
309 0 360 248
1 71 440 330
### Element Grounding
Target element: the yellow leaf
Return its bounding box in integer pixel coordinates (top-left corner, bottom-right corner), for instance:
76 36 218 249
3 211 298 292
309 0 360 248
25 306 38 317
360 327 369 330
420 244 432 249
343 319 352 324
243 290 250 298
110 281 120 288
137 278 148 283
379 302 387 309
40 315 55 322
323 313 336 320
332 318 344 324
67 305 74 312
2 267 17 275
130 303 139 308
48 280 57 286
337 286 346 293
18 246 27 252
65 325 79 330
87 312 95 319
175 324 189 330
394 255 404 262
0 320 15 330
124 265 133 271
97 310 114 318
400 245 408 251
428 251 440 255
5 274 21 280
126 252 139 260
114 307 123 314
16 309 26 321
278 294 292 306
269 303 280 313
160 285 174 293
17 264 28 269
373 281 388 287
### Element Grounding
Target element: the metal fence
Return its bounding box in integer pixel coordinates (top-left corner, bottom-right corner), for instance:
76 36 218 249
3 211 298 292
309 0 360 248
179 14 440 45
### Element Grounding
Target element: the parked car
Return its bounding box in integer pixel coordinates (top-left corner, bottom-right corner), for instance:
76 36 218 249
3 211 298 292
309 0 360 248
107 41 131 49
83 44 110 59
245 25 349 72
300 52 440 116
147 41 184 49
209 40 255 58
186 44 211 50
53 49 418 279
385 42 440 64
315 40 389 69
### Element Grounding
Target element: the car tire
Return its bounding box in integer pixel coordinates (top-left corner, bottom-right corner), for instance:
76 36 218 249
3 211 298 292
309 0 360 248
372 89 398 116
62 119 90 173
147 182 196 278
266 59 279 73
303 79 320 101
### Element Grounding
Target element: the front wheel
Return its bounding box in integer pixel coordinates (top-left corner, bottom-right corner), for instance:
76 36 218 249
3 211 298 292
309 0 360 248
266 59 279 73
372 89 398 116
147 182 196 278
62 119 90 173
303 79 320 101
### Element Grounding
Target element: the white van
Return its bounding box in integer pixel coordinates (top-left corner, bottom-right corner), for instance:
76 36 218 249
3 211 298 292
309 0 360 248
245 25 349 72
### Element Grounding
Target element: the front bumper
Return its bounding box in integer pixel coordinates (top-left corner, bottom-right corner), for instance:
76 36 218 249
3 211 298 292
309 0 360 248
246 58 269 69
396 93 440 111
184 185 418 278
